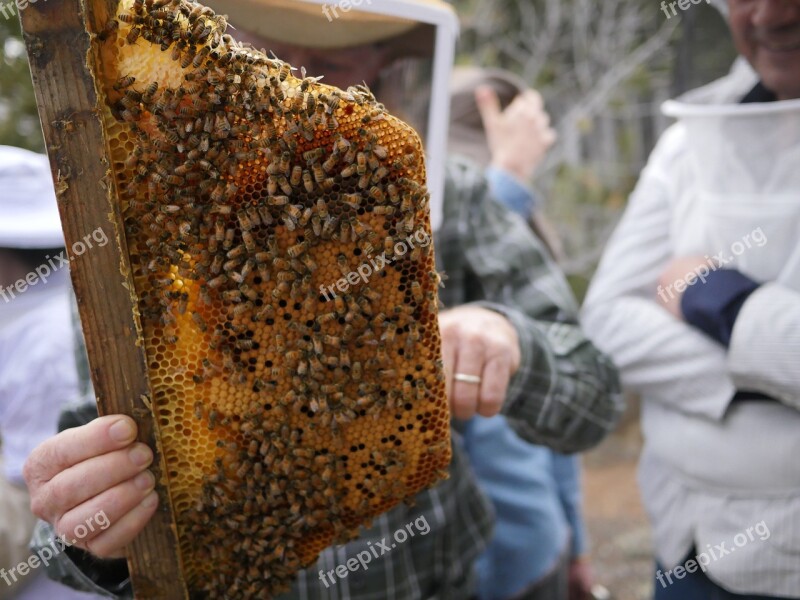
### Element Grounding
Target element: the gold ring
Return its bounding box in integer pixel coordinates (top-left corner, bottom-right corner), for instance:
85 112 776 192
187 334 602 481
454 373 482 385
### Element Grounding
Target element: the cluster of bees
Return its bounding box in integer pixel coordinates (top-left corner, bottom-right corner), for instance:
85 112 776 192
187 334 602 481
97 0 452 597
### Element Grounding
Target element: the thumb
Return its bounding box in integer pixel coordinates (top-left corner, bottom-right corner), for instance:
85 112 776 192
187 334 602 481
475 85 502 131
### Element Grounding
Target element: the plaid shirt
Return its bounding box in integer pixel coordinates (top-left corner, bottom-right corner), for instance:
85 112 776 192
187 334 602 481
32 158 623 599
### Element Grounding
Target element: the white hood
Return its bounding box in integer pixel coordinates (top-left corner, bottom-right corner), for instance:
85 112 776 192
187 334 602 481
662 59 800 196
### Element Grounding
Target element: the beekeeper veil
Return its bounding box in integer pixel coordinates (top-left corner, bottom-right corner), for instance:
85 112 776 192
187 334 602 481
205 0 459 232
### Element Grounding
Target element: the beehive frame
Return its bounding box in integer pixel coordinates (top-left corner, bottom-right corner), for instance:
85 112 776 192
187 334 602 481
19 0 190 596
20 0 451 597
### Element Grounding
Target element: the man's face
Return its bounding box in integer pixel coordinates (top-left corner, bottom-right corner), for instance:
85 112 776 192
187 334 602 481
728 0 800 100
233 29 386 89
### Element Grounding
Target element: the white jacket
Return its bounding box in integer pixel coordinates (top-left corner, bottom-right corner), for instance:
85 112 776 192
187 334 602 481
582 59 800 596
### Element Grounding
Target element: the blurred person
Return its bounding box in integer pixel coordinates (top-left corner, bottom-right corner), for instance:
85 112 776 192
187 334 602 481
449 67 594 600
0 145 102 600
582 0 800 598
22 1 624 599
449 66 562 260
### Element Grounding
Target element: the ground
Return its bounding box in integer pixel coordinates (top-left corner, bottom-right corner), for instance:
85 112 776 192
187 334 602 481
583 398 654 600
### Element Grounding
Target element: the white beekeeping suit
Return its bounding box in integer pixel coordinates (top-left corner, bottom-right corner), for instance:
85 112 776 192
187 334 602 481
582 54 800 597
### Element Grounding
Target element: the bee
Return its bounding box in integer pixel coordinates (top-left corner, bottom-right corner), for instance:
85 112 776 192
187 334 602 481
126 27 141 44
99 18 120 41
321 215 338 239
369 186 385 202
322 155 337 174
410 281 423 303
308 162 323 185
222 289 242 303
278 176 292 196
386 183 400 204
114 75 136 91
191 311 207 332
274 151 291 175
268 194 288 207
207 274 227 289
333 294 346 316
242 230 256 252
351 218 368 239
358 173 371 190
142 81 158 102
227 245 246 260
374 166 389 181
180 50 195 69
254 303 275 322
356 152 367 176
373 205 395 216
401 194 414 213
287 165 303 187
233 301 253 318
272 280 290 299
236 338 254 351
317 311 336 325
400 213 415 234
256 205 273 226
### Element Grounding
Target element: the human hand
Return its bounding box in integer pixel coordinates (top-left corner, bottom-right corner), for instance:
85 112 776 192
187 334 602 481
23 415 159 559
438 306 521 420
568 556 594 600
656 256 710 321
476 85 557 183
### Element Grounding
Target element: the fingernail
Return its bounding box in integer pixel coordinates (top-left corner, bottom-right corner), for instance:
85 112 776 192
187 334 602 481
134 470 155 491
109 419 135 443
129 445 153 467
141 491 158 509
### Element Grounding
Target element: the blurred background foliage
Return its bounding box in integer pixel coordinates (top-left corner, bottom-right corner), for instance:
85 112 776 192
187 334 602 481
0 16 42 152
0 1 737 293
449 0 736 297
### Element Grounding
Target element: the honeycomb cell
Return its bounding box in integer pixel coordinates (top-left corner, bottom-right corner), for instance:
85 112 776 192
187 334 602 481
93 0 450 598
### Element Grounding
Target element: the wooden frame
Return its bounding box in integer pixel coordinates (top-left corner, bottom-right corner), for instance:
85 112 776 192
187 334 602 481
19 0 189 597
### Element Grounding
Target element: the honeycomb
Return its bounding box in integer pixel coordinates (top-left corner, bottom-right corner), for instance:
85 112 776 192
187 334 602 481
91 0 451 597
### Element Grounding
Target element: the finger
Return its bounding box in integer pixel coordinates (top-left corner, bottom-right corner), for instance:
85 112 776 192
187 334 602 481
451 338 484 420
523 89 544 110
474 85 502 131
55 469 155 548
38 443 154 523
82 491 159 559
25 415 138 486
542 126 557 147
477 356 511 417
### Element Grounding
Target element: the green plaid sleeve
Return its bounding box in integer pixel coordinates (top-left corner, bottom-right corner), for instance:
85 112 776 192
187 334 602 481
441 158 624 453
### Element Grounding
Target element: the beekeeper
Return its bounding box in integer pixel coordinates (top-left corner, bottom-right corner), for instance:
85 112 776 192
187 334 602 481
582 1 800 598
0 145 103 600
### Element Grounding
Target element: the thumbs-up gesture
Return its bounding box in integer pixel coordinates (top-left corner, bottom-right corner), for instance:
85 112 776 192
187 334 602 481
475 85 557 183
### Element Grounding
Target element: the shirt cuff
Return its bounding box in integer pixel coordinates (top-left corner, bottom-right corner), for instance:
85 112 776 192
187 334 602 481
681 269 761 347
485 166 538 219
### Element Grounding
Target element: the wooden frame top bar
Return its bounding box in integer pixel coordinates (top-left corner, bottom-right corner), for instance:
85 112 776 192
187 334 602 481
19 0 188 596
